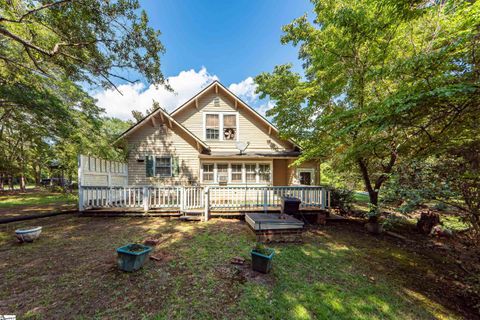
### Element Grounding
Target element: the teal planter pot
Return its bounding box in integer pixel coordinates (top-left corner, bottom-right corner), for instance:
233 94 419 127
251 248 275 274
116 244 152 272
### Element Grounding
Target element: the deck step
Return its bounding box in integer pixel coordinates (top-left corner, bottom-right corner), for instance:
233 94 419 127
178 215 203 221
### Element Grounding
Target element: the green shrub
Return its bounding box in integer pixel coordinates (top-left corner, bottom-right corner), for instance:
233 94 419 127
329 188 354 214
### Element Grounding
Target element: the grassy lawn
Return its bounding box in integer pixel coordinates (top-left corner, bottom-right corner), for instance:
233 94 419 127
0 216 465 319
0 190 77 218
0 191 77 208
353 191 370 204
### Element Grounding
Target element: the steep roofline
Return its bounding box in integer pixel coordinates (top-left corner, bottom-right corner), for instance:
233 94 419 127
170 80 301 150
114 106 210 152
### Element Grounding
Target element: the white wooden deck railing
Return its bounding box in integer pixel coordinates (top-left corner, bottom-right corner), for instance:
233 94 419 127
79 185 330 220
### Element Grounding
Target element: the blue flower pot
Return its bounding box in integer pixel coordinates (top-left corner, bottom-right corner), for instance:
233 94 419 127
116 244 152 272
251 248 275 274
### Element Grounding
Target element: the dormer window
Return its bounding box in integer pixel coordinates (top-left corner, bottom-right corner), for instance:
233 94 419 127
204 112 238 141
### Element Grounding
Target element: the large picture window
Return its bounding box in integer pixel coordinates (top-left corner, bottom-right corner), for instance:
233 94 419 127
155 156 172 177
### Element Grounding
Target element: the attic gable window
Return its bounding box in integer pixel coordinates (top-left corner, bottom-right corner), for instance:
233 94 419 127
205 114 219 140
204 112 238 141
223 115 236 140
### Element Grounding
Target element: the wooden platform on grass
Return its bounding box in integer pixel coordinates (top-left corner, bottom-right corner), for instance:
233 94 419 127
245 213 304 230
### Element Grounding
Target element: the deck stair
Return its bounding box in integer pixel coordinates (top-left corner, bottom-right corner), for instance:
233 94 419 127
179 209 204 222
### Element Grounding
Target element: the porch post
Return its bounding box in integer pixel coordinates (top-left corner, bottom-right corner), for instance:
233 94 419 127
78 155 84 212
204 186 210 222
180 187 185 211
263 187 268 213
143 186 149 211
321 188 326 210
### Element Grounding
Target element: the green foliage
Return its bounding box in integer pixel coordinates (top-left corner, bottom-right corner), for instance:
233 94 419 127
0 0 166 87
0 1 163 188
382 214 408 231
329 187 354 213
320 162 361 190
255 0 480 223
252 243 271 255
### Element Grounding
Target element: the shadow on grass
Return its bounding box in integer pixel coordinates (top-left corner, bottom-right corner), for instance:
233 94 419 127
0 216 466 319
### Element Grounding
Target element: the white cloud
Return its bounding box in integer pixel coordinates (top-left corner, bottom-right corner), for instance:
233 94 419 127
94 67 218 120
94 68 275 122
228 77 259 103
257 100 275 117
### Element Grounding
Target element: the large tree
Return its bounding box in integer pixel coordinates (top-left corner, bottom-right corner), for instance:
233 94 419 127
0 0 166 90
0 0 166 189
255 0 479 223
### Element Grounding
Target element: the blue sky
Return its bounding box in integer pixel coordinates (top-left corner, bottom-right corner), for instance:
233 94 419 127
96 0 313 120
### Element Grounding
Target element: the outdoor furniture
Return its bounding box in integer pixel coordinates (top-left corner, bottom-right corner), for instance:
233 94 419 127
281 196 301 215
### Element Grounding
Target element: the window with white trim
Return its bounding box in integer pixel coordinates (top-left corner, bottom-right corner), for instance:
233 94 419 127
231 164 242 182
259 164 271 183
223 114 237 140
204 112 238 141
202 164 214 182
245 164 256 183
216 164 228 183
205 114 220 140
155 156 172 177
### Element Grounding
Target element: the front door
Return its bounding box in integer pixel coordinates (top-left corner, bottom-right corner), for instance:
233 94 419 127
298 170 313 185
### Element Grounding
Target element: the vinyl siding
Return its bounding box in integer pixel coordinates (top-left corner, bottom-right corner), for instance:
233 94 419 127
174 90 294 152
125 121 200 185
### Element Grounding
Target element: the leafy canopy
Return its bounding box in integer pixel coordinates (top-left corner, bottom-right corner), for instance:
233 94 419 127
255 0 479 215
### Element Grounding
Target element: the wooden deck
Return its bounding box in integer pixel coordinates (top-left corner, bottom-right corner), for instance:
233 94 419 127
80 206 329 217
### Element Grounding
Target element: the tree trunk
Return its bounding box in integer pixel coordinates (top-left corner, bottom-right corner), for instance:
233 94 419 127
8 175 14 191
20 172 26 192
0 173 3 191
34 164 41 186
357 158 380 223
367 190 379 223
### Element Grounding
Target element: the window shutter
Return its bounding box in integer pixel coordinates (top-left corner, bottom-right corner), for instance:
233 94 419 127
172 157 180 176
146 156 154 177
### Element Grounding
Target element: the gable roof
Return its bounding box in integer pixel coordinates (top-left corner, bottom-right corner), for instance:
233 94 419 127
170 80 300 150
114 105 210 153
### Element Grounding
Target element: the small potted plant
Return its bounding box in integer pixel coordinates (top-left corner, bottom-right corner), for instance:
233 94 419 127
116 243 152 272
251 243 275 274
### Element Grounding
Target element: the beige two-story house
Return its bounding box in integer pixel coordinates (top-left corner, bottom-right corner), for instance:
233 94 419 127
117 81 320 186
